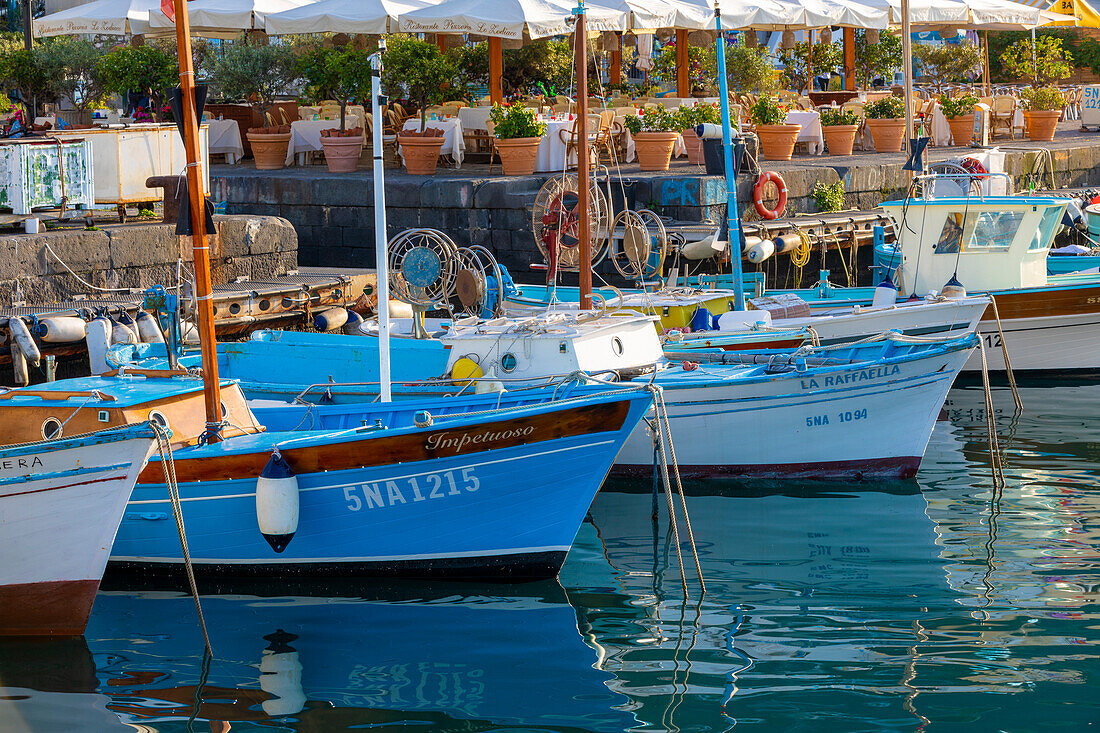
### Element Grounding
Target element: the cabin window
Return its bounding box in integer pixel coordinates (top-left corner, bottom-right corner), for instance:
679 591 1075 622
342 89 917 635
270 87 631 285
934 211 1025 254
1033 207 1061 250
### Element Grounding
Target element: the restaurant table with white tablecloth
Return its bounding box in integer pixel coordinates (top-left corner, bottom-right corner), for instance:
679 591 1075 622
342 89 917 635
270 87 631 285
206 118 244 163
784 110 824 155
399 118 465 167
458 106 493 133
287 116 361 166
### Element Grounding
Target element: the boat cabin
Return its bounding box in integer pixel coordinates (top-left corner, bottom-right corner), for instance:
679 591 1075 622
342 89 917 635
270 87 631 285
880 197 1067 295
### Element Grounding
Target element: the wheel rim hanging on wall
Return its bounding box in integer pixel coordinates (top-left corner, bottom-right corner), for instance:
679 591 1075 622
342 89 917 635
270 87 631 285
610 209 667 282
531 174 610 275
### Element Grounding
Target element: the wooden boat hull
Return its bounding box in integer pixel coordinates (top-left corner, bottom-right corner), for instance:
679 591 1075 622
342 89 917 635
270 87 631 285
0 425 156 636
109 391 652 580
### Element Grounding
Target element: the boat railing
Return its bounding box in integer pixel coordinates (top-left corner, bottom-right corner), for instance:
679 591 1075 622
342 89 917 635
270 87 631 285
915 171 1015 200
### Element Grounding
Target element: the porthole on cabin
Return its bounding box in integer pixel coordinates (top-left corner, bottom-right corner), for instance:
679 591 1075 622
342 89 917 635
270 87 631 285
229 302 242 315
41 417 63 440
611 337 624 356
500 352 518 373
259 299 271 311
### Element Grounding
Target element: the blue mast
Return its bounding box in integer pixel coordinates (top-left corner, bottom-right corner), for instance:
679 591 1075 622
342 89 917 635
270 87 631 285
713 5 746 310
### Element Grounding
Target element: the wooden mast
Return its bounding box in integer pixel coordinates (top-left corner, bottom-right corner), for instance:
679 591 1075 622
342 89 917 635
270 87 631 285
171 0 224 442
575 1 592 309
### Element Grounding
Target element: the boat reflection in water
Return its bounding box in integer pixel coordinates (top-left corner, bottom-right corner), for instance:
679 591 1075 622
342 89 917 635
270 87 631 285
79 581 638 731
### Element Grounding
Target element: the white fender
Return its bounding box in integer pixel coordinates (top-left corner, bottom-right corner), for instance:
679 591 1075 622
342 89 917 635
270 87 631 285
180 321 200 344
10 339 28 386
7 318 40 365
746 239 776 264
313 307 348 332
135 310 166 344
259 644 305 716
872 278 898 308
342 310 364 335
86 316 112 375
474 366 506 394
256 451 298 553
109 317 138 345
37 316 87 344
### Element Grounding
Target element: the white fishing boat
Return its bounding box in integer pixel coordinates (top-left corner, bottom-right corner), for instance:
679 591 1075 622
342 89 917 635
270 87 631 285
0 423 157 636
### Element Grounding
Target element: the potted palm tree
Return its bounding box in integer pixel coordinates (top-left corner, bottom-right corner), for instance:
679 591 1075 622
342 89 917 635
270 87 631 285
675 103 721 164
299 46 371 173
213 39 300 170
939 93 977 146
819 107 860 156
863 96 906 153
750 96 800 161
489 104 546 176
382 37 456 175
622 106 680 171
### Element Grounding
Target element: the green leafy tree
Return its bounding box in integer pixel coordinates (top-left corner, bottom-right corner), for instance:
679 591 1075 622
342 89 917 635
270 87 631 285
298 45 374 131
211 39 300 127
776 41 843 95
39 38 107 114
999 35 1072 85
725 44 782 93
382 36 457 128
854 29 902 88
97 44 178 120
912 41 983 93
0 47 57 114
651 40 714 93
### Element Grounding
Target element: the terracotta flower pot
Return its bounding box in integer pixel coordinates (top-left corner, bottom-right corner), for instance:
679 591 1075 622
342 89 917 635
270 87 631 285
320 134 364 173
495 136 541 176
247 131 291 170
865 117 905 152
822 125 858 156
681 129 704 164
1024 110 1060 142
946 114 974 146
633 131 680 171
756 123 801 161
399 135 445 175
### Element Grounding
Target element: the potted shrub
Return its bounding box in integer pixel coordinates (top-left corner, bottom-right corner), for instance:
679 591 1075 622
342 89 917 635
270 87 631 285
382 37 456 175
675 103 721 164
299 46 371 173
489 104 546 176
622 105 680 171
999 36 1072 142
212 39 300 170
1021 86 1065 141
749 96 800 161
819 107 860 156
863 96 906 152
939 93 977 146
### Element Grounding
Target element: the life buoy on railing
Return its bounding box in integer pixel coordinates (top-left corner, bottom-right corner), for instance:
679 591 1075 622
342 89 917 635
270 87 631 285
753 172 787 220
959 157 989 180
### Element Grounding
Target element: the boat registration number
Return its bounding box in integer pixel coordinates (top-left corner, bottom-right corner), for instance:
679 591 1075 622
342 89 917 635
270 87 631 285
805 409 868 427
342 468 480 511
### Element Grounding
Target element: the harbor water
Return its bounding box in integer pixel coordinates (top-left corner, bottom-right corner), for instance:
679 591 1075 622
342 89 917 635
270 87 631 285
1 383 1097 732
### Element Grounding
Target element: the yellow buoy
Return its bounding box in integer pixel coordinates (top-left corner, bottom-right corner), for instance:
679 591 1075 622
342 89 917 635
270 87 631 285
451 357 483 386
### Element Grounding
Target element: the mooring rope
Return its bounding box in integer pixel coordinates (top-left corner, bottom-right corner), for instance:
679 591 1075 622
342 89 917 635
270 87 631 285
977 340 1006 489
988 296 1022 411
151 422 212 655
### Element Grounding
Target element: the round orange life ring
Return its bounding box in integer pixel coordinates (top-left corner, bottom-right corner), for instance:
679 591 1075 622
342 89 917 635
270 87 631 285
753 172 787 220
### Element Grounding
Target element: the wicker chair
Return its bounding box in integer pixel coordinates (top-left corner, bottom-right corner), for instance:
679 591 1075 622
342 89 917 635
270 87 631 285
991 96 1016 140
558 114 602 169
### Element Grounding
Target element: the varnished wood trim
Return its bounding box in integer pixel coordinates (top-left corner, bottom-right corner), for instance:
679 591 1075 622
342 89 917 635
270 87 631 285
984 286 1100 320
139 400 632 484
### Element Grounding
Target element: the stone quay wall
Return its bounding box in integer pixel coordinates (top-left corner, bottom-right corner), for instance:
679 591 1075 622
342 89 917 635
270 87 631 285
210 140 1100 275
0 215 298 306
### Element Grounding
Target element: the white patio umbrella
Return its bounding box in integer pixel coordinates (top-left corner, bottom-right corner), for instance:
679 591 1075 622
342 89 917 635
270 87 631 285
145 0 317 35
32 0 159 37
264 0 430 35
396 0 629 39
965 0 1074 29
590 0 712 29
